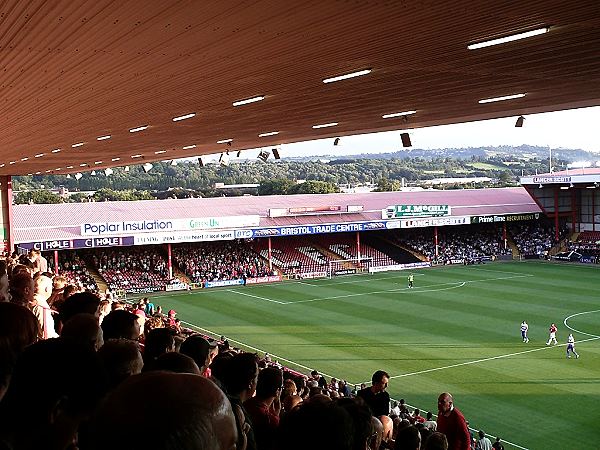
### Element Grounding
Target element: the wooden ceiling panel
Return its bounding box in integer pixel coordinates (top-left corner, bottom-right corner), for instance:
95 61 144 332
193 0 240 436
1 0 599 175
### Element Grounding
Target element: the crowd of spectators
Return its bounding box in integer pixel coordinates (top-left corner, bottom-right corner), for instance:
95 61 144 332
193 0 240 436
511 222 565 257
567 231 600 258
172 241 273 284
52 250 99 292
0 248 511 450
92 248 170 293
397 226 511 264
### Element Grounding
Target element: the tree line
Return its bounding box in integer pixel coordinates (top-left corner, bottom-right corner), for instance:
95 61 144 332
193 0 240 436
12 148 567 204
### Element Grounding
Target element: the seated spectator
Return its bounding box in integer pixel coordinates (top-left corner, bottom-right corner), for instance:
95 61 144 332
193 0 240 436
82 372 238 450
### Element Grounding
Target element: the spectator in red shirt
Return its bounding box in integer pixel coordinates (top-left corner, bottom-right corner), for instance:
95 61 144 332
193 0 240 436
437 392 471 450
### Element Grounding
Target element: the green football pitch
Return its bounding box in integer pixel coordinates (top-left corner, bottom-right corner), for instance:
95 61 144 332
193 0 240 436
145 261 600 450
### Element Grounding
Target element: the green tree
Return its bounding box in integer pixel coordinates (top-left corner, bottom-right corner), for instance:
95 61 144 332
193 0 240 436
258 179 295 195
14 190 63 204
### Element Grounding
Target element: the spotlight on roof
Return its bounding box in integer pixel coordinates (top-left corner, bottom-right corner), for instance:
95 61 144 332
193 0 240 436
539 184 543 189
272 148 281 159
515 116 525 127
170 160 178 166
74 173 83 180
219 153 230 166
66 174 71 179
198 157 204 167
142 162 153 173
400 132 412 148
257 150 270 162
333 137 340 146
104 168 114 176
124 166 130 172
236 150 242 157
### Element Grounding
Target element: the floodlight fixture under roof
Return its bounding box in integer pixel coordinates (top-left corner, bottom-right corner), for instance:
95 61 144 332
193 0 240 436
382 110 417 119
259 131 280 137
129 125 148 133
479 93 526 104
172 113 196 122
468 27 549 50
233 96 264 107
323 69 371 84
312 122 338 129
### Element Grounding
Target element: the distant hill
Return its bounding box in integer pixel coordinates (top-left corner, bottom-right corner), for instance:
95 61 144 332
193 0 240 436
287 144 600 162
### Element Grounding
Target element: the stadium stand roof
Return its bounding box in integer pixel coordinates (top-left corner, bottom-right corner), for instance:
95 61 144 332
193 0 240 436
13 187 541 244
0 1 599 176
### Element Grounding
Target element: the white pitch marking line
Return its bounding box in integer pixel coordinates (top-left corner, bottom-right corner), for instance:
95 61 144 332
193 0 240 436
225 289 286 304
563 309 600 338
384 336 600 382
284 274 531 305
178 320 335 378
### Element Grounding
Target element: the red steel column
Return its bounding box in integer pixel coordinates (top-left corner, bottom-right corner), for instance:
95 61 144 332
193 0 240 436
554 187 559 241
268 237 272 271
167 243 173 278
54 250 59 275
434 226 439 258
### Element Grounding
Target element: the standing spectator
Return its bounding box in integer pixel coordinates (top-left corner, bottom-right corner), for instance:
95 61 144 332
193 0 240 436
357 370 391 418
30 275 58 339
437 392 471 450
491 437 504 450
476 430 492 450
423 411 438 431
244 367 283 450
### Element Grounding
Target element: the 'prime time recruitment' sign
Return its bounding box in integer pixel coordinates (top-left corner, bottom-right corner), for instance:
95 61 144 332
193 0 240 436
382 205 451 219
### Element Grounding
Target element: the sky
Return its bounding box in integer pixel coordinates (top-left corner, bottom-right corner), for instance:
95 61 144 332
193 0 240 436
199 105 600 162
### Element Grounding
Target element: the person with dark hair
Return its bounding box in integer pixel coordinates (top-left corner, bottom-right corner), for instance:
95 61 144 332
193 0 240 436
277 400 354 450
491 437 504 450
98 339 143 390
244 367 284 450
425 432 449 450
146 352 201 374
61 313 104 350
8 272 34 307
0 303 39 401
143 327 176 366
337 397 375 450
475 430 492 450
395 425 421 450
0 338 107 450
217 352 259 450
59 291 101 331
180 334 219 376
357 370 391 418
424 411 437 431
82 372 238 450
437 393 470 450
101 310 141 341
